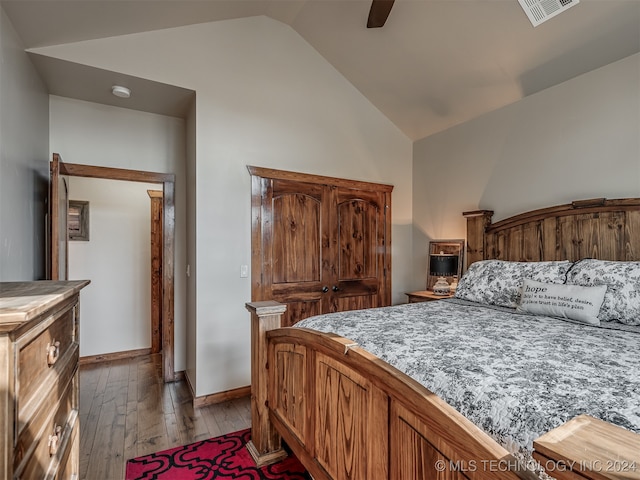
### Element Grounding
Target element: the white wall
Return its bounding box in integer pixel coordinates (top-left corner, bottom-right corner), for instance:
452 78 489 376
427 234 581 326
0 8 49 281
33 16 413 396
413 53 640 285
49 96 187 370
68 177 158 356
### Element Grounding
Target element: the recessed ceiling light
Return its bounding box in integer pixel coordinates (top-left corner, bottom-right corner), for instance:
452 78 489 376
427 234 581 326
112 85 131 98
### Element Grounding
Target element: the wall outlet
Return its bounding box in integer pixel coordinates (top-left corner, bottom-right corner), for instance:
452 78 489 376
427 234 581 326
240 265 248 278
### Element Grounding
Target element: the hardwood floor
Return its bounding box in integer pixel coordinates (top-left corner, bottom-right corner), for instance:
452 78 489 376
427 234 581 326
79 353 251 480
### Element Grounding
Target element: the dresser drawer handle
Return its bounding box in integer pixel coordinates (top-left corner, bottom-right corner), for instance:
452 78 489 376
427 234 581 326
48 424 62 456
46 341 61 366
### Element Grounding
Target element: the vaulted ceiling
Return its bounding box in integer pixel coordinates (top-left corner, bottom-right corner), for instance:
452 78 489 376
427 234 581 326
3 0 639 140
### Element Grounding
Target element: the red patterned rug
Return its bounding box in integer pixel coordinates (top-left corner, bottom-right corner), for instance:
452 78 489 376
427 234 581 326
125 429 309 479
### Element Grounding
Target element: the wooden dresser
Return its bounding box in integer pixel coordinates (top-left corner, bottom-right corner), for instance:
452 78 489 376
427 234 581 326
0 280 89 480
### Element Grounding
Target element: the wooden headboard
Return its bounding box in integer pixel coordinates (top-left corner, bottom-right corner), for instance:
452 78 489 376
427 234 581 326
463 197 640 267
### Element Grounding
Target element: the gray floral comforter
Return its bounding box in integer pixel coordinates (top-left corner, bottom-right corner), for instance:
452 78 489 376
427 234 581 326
295 299 640 458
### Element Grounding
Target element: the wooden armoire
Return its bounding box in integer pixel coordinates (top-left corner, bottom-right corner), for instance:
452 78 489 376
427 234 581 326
249 166 393 327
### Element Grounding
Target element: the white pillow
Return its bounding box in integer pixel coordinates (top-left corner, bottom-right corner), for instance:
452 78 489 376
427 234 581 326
517 279 606 326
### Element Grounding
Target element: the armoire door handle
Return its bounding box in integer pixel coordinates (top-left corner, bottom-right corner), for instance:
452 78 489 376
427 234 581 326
332 285 339 292
322 286 329 293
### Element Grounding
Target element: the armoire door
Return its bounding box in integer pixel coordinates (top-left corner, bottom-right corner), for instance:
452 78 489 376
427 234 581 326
254 176 329 327
249 166 392 327
329 186 388 313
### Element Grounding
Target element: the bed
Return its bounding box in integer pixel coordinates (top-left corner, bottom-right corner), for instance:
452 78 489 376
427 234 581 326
246 197 640 480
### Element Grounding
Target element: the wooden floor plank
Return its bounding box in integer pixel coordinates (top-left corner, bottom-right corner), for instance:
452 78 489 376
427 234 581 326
123 398 139 461
78 364 100 415
164 412 182 446
209 398 248 434
79 354 251 479
201 404 225 440
84 360 130 479
79 363 111 478
171 394 212 446
123 356 139 460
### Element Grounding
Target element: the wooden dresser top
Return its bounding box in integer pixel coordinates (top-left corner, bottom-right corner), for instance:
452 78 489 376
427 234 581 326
0 280 90 330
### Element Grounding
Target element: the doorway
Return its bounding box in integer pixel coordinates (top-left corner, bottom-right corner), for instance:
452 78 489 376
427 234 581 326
50 154 177 382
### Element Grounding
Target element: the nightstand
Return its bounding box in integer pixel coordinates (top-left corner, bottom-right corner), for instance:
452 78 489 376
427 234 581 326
533 415 640 480
406 290 454 303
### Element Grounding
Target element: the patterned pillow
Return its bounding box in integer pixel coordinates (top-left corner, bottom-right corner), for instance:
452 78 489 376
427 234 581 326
454 260 571 308
565 259 640 325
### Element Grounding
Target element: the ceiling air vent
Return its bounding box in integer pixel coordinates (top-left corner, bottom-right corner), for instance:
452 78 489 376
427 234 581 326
518 0 579 27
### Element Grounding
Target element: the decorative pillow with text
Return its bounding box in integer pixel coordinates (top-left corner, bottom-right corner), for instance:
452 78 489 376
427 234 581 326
517 279 606 326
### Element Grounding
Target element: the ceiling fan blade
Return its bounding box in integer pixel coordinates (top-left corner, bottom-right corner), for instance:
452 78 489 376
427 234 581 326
367 0 395 28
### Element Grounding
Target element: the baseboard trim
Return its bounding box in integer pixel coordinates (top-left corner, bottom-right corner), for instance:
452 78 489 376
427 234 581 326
79 348 152 365
185 371 196 399
193 385 251 409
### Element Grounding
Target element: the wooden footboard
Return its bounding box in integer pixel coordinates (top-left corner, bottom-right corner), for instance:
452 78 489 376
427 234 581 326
247 301 537 480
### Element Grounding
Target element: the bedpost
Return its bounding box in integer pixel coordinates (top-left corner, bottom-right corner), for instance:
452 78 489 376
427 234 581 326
245 301 288 467
463 209 494 266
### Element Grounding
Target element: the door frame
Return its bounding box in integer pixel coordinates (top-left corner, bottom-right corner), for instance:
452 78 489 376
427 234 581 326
55 155 177 382
49 156 69 280
148 189 163 355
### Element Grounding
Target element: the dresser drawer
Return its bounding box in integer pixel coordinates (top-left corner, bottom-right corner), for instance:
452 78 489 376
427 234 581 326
56 420 79 480
16 301 77 421
14 372 78 479
14 358 77 461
